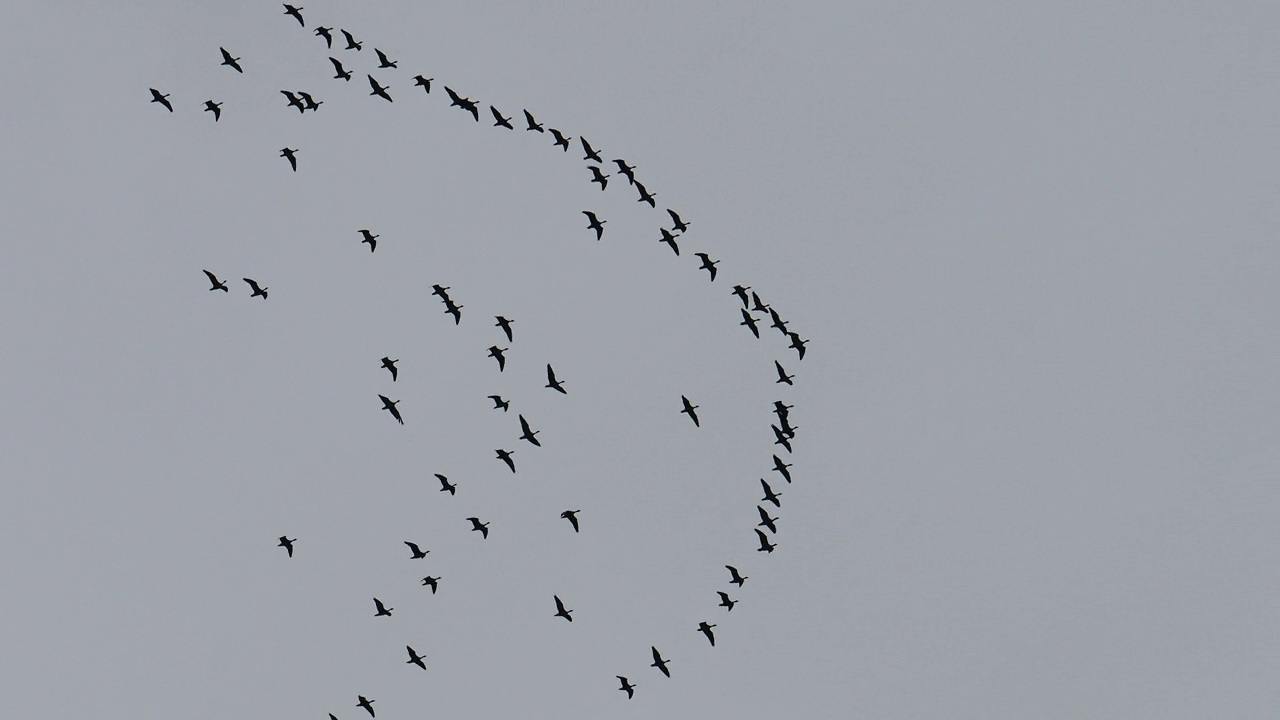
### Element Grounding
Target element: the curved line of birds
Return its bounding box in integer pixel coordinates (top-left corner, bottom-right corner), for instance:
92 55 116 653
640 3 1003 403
155 4 811 715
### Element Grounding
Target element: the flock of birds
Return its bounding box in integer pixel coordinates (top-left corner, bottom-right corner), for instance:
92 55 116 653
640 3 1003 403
157 4 809 714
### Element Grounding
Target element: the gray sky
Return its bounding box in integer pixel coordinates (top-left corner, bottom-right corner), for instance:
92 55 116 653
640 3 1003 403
2 2 1277 718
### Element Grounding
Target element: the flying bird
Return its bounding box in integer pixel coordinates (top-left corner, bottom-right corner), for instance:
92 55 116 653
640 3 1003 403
443 87 479 121
280 90 305 113
772 424 794 453
658 228 680 256
751 291 770 314
467 517 490 539
421 575 440 593
718 590 738 610
726 565 748 587
360 229 378 252
435 473 456 495
755 529 776 553
650 646 671 678
773 401 793 421
243 277 268 298
278 536 295 557
329 57 352 81
757 505 779 534
583 211 606 239
517 414 541 447
698 621 717 646
149 88 173 112
545 364 566 394
769 308 789 335
523 110 544 132
299 91 322 111
203 100 222 121
282 4 304 26
203 269 228 291
219 47 243 73
560 509 580 533
740 309 760 337
587 165 610 190
341 29 362 50
356 695 374 718
374 48 398 68
635 181 656 207
487 395 510 412
695 252 718 280
368 75 392 102
404 541 429 559
279 147 297 171
495 449 516 473
379 394 403 424
788 332 808 360
553 595 573 622
430 284 451 299
487 346 508 372
380 356 398 380
772 454 792 482
680 395 700 427
413 75 432 92
774 361 793 385
613 159 636 184
443 301 462 325
494 316 513 342
732 285 752 309
760 478 781 507
580 137 602 162
667 209 689 233
315 26 333 47
490 106 513 129
617 676 635 699
549 128 571 151
406 645 426 670
373 598 393 617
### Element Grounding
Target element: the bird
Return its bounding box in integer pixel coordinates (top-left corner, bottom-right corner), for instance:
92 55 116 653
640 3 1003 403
279 147 297 171
760 478 781 507
772 424 793 453
587 166 610 190
487 346 508 372
368 75 392 102
379 394 403 424
202 100 222 121
406 645 426 670
751 291 770 314
553 595 573 622
650 646 671 678
373 598 393 617
580 137 602 162
329 57 352 81
769 308 789 335
772 454 792 482
518 414 541 447
774 361 794 385
359 229 378 252
523 110 543 132
757 505 779 534
435 473 456 495
718 590 738 611
549 128 571 151
487 395 510 412
695 252 719 280
583 211 606 239
740 309 760 338
658 228 680 256
219 47 243 73
283 4 304 27
421 576 440 593
725 565 748 587
697 621 717 646
413 75 432 92
341 29 362 50
299 91 322 111
773 401 793 421
375 48 397 69
243 277 268 298
356 695 375 718
494 316 513 342
404 541 429 559
203 269 228 292
280 90 306 113
315 26 333 47
732 285 752 309
496 449 516 473
443 87 479 121
755 528 776 553
560 509 580 533
680 395 700 427
149 88 173 112
613 159 636 184
545 364 567 394
444 302 463 325
635 181 656 207
617 676 636 699
779 415 798 438
430 284 451 299
788 332 808 360
467 517 490 539
380 356 398 381
490 106 513 129
667 209 689 233
278 536 295 557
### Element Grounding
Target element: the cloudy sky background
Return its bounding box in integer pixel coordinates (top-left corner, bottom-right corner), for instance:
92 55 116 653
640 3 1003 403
2 2 1277 718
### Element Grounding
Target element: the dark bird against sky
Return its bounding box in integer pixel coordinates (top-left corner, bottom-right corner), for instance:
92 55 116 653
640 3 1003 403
496 448 516 473
374 48 397 68
379 394 403 424
583 210 606 239
726 565 748 587
368 75 392 102
487 345 508 372
545 364 566 394
494 316 513 342
698 621 717 646
404 541 429 559
314 26 332 47
203 100 221 121
560 509 580 532
406 645 426 670
341 29 362 50
329 57 352 80
518 414 541 446
467 517 490 539
650 646 671 677
380 356 398 380
680 395 700 427
219 47 242 73
149 88 173 112
243 277 268 298
283 4 304 27
203 269 228 292
553 594 573 622
278 536 295 557
435 473 456 495
373 598 393 617
279 147 297 171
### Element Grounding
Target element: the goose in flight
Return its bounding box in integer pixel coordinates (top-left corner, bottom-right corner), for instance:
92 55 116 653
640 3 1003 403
341 29 362 50
406 645 426 670
740 309 760 338
751 291 770 314
203 269 228 291
549 128 571 151
496 449 516 473
149 88 173 112
368 75 392 102
443 301 462 325
421 575 440 593
635 181 656 208
487 395 510 412
772 425 794 453
612 159 636 184
467 517 490 539
772 454 792 483
219 47 243 73
379 394 403 424
757 505 779 534
518 414 541 447
760 478 781 507
560 509 580 532
375 48 397 69
725 565 747 587
788 332 808 360
718 590 738 610
732 285 751 309
494 316 513 342
580 137 602 162
203 100 222 121
650 646 671 677
587 166 609 191
755 528 776 553
435 473 456 495
373 598 393 617
680 396 700 427
356 695 374 717
444 87 479 121
314 26 333 47
243 277 268 298
617 676 635 699
278 536 295 557
380 356 398 381
667 209 689 233
359 229 378 252
279 147 297 171
545 364 566 394
583 211 606 239
404 541 429 559
523 110 544 132
694 252 718 280
490 106 513 129
283 4 304 26
553 595 573 622
413 75 432 92
697 621 717 646
774 361 793 385
658 228 680 256
487 346 508 372
329 57 352 81
299 91 322 111
769 308 789 335
280 90 306 113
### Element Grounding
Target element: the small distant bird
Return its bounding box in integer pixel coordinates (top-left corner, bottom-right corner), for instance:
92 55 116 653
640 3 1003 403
487 346 508 372
487 395 510 412
613 159 636 184
375 48 397 69
494 316 513 342
755 529 776 553
560 509 580 532
283 4 304 27
368 75 392 102
430 284 451 299
356 695 375 718
732 285 752 309
360 229 378 252
726 565 747 587
698 621 717 646
617 676 635 699
299 91 322 111
635 181 656 207
757 505 779 534
243 277 268 298
406 645 426 670
413 75 432 92
496 449 516 473
203 269 228 292
695 252 719 280
680 396 700 427
523 110 543 132
553 595 573 622
379 394 403 424
583 211 606 240
769 308 789 335
788 332 808 360
341 29 362 50
467 517 490 539
380 356 398 380
149 88 173 112
490 106 513 129
773 401 793 420
772 454 792 483
740 309 760 338
373 598 393 617
580 137 602 162
545 364 566 394
658 228 680 256
587 166 610 191
280 147 297 171
315 26 333 47
774 361 793 385
760 478 781 507
421 576 440 593
443 302 462 325
203 100 222 121
718 590 737 610
281 90 305 113
549 128 571 151
219 47 243 73
404 541 429 559
751 291 769 314
443 87 479 121
518 414 541 447
329 57 352 81
667 209 689 233
650 647 671 678
772 424 793 453
278 536 295 557
435 473 456 495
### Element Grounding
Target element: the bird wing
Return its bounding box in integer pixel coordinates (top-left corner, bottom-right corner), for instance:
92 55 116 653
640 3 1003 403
204 269 220 284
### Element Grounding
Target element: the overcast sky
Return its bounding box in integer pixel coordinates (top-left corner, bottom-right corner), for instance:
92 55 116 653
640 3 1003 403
2 2 1277 719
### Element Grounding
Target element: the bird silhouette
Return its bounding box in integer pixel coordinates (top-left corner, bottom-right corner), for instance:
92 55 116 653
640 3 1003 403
467 517 490 539
487 395 510 412
435 473 456 495
740 309 760 338
380 356 398 380
379 394 403 424
203 269 228 292
650 646 671 677
203 100 222 121
549 128 571 151
774 361 794 385
413 75 432 92
494 316 513 342
523 110 544 132
750 291 769 314
341 29 362 50
243 277 268 298
374 48 397 68
299 91 322 111
315 26 333 47
583 211 606 239
698 621 717 646
769 308 789 335
787 332 808 360
406 645 426 670
280 90 305 113
773 401 793 421
430 284 451 299
373 598 393 616
279 147 297 171
755 528 776 553
617 676 636 699
587 165 610 191
443 301 463 325
580 137 602 162
757 505 779 534
667 209 689 233
149 88 173 112
518 414 541 446
356 695 374 717
368 75 392 102
613 159 636 184
443 87 479 121
553 595 573 622
421 575 440 593
772 424 793 453
718 590 738 610
732 285 751 309
360 229 378 252
725 565 748 587
283 4 304 26
404 541 429 559
496 449 516 473
760 478 781 507
635 181 656 207
487 346 508 372
545 364 566 394
560 509 580 532
680 396 700 427
772 454 792 483
329 57 352 81
219 47 243 73
490 106 513 129
658 228 680 256
695 252 718 280
278 536 295 557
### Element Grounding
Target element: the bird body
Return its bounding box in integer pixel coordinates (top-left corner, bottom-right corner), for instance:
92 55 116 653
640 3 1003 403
650 646 671 677
487 395 510 412
695 252 718 280
330 57 352 80
421 575 440 593
219 47 243 73
490 106 513 128
406 645 426 669
561 509 580 532
757 505 779 534
496 449 516 473
587 166 610 190
553 594 573 621
487 346 508 372
740 309 760 337
523 110 543 132
279 147 298 171
341 29 362 50
404 541 429 559
380 356 398 380
203 269 228 291
443 87 479 121
494 316 514 342
583 211 606 239
149 88 173 112
667 209 689 233
374 48 397 68
203 100 222 121
413 75 432 92
549 128 571 151
278 536 295 556
360 229 379 252
283 4 305 26
788 332 808 360
281 90 305 113
732 285 752 309
379 394 403 424
243 277 268 298
755 528 776 553
580 137 602 162
315 26 333 47
545 364 566 394
760 478 781 507
617 676 635 699
356 695 375 718
680 395 700 427
658 228 680 256
635 181 656 207
718 590 738 610
368 75 392 102
518 414 541 446
772 424 794 453
435 473 456 495
467 517 490 539
726 565 747 587
772 454 792 482
613 159 636 184
299 91 322 111
698 621 717 646
373 598 393 616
